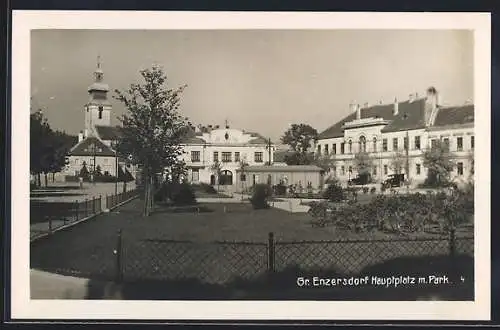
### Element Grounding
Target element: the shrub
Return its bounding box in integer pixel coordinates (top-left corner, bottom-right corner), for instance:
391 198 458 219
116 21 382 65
363 187 369 194
370 187 377 194
170 183 197 206
250 184 272 209
273 183 287 196
323 183 344 202
199 182 217 194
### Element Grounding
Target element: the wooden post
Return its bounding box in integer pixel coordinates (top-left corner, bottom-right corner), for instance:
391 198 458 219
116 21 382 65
267 232 275 273
115 229 123 283
75 200 79 221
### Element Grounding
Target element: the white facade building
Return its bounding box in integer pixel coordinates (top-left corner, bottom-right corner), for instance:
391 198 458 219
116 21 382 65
316 87 474 186
181 126 275 186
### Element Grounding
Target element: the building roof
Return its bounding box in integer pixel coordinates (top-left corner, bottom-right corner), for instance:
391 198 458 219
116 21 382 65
380 99 427 133
88 82 110 92
433 104 474 127
318 102 399 139
95 125 123 141
319 97 474 139
69 136 116 157
243 165 323 173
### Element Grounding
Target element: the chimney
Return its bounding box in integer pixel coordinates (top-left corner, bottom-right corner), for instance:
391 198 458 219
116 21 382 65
364 102 370 108
415 92 419 99
349 101 357 114
356 104 361 120
78 131 84 142
425 86 439 126
379 100 383 105
393 98 399 116
409 93 415 103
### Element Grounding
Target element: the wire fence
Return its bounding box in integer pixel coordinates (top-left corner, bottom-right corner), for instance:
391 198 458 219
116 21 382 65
111 230 474 285
30 189 139 241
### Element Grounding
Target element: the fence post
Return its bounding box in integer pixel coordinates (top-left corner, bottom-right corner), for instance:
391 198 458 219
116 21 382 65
47 216 52 234
84 199 88 218
75 200 79 221
449 227 457 279
267 232 275 273
115 229 123 283
92 196 96 214
99 195 102 212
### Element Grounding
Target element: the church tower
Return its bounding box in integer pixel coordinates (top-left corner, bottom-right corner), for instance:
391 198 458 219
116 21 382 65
84 56 111 138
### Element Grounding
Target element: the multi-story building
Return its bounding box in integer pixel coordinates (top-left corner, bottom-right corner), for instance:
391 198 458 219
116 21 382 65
316 87 474 186
181 125 275 186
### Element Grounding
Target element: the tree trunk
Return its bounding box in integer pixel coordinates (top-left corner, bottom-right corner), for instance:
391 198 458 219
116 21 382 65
143 177 150 217
37 173 41 187
52 172 55 182
44 173 48 187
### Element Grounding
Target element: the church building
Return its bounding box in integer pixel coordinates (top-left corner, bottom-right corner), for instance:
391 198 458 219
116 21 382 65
64 58 134 179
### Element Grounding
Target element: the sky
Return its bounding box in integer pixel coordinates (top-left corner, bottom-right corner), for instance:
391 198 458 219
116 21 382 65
31 29 473 143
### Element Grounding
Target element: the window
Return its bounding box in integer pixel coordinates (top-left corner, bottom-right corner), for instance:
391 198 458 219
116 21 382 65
222 152 232 163
317 145 321 155
332 144 337 155
191 151 200 162
324 144 329 155
191 169 199 182
382 139 388 152
392 138 398 151
340 143 345 154
431 139 438 149
457 162 464 176
254 152 263 163
348 140 352 153
348 165 353 173
341 166 345 175
443 138 450 151
235 152 240 162
457 137 463 151
213 151 218 162
98 106 103 119
471 136 474 149
373 138 377 152
332 166 337 176
384 165 388 175
359 136 366 152
372 166 377 176
403 136 408 150
416 164 421 175
414 136 421 150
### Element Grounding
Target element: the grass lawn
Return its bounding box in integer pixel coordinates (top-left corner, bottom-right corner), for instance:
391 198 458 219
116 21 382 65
31 197 474 299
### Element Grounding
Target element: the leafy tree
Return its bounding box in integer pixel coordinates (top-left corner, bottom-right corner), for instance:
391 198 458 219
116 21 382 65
423 139 456 187
284 151 314 165
353 151 373 181
210 160 223 192
79 161 90 179
281 124 318 153
238 159 249 194
390 151 406 175
114 65 190 216
313 153 336 173
30 110 76 187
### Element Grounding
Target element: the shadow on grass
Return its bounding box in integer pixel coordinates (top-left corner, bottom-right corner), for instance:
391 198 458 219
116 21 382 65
32 185 81 191
153 204 215 214
84 254 474 301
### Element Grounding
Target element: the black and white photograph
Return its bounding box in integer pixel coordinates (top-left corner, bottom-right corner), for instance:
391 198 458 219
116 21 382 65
11 11 490 320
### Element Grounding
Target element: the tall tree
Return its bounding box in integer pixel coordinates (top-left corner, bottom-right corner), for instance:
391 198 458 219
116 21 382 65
423 139 456 187
114 65 190 216
281 124 318 154
390 151 406 175
353 151 373 176
210 160 223 192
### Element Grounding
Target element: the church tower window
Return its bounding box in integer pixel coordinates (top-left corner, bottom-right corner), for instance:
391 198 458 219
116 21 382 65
98 106 103 119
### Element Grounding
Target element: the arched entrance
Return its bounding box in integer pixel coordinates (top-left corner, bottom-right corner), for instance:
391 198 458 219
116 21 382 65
210 175 216 186
219 170 233 185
